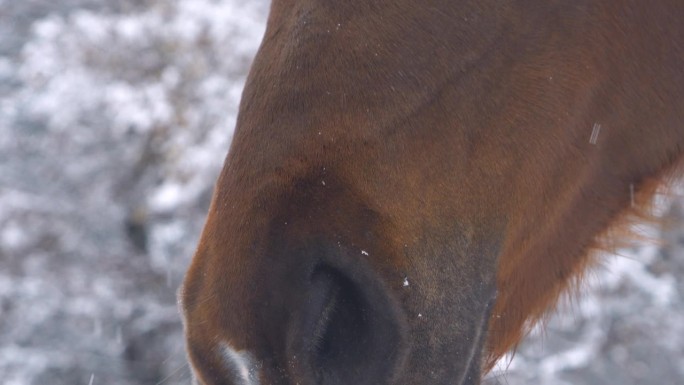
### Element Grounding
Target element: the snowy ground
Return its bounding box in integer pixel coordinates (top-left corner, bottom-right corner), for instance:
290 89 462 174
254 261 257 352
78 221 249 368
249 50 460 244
1 1 682 384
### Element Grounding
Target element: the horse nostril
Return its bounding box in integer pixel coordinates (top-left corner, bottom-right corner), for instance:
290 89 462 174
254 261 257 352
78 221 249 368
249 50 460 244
288 263 407 385
308 266 369 368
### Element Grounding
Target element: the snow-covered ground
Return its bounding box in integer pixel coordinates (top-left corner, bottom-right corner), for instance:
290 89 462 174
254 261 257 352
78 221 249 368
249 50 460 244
1 1 682 384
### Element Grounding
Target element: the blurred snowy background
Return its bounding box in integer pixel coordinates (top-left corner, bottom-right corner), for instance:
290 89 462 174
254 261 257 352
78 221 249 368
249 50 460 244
0 1 682 384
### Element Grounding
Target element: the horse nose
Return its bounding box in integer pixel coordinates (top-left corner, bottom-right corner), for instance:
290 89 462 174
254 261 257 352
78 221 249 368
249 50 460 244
285 260 408 385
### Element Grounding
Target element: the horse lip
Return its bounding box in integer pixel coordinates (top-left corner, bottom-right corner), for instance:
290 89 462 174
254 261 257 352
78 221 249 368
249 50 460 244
218 342 261 385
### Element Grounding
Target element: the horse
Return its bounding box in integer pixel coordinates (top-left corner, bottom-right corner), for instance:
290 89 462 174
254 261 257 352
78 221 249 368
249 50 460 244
179 1 684 384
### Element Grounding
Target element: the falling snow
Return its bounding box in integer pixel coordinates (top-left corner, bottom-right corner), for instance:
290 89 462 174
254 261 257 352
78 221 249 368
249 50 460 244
589 122 602 144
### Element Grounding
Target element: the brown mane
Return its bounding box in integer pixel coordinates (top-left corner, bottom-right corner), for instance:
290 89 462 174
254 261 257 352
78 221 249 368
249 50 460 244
486 164 683 371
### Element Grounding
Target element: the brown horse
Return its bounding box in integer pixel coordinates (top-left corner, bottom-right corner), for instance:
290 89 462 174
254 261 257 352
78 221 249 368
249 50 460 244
180 1 684 384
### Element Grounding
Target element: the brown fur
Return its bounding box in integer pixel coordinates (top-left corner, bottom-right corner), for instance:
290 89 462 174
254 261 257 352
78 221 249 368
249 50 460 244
181 1 684 384
486 162 684 371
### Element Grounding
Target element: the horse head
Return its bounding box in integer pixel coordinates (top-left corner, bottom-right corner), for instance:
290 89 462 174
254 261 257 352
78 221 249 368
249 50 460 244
180 1 684 384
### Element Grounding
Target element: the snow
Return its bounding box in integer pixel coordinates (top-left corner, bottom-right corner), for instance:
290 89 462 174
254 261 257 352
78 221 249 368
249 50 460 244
1 1 267 384
0 57 13 78
1 1 682 384
1 221 27 249
150 182 184 212
589 122 601 144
